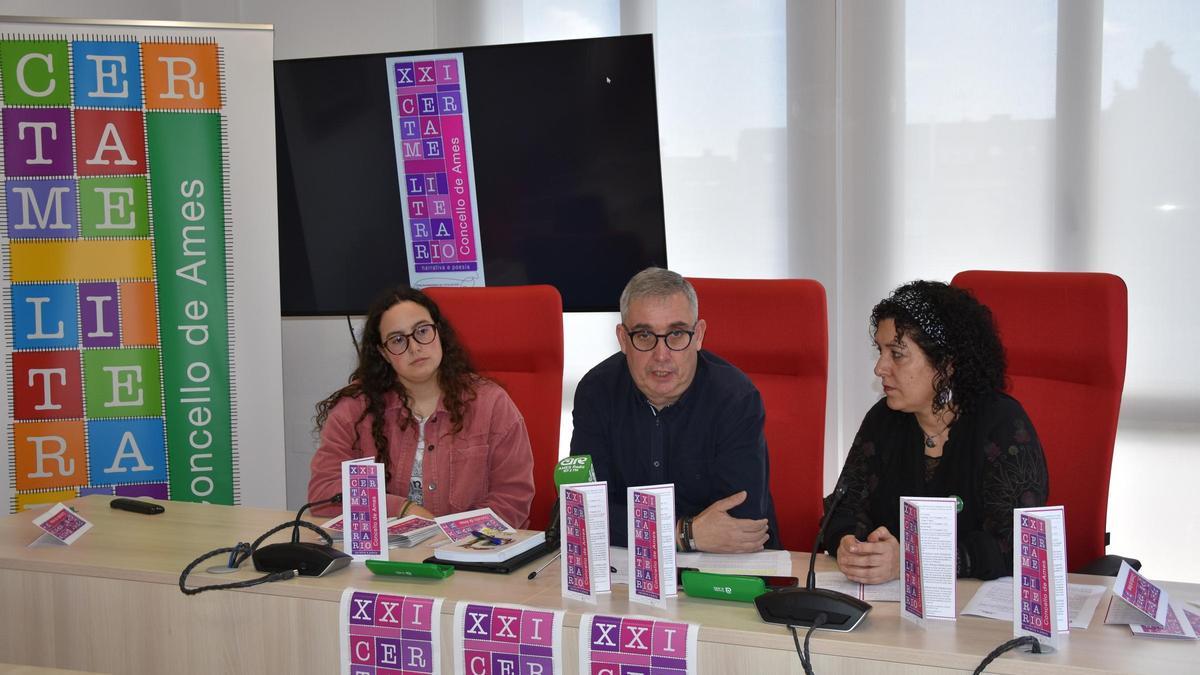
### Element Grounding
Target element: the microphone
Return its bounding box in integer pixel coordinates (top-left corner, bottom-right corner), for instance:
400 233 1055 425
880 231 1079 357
806 482 848 589
292 493 342 543
755 477 872 632
543 455 596 546
253 493 351 577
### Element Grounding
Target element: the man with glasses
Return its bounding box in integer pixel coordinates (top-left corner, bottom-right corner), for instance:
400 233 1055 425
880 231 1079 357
571 267 779 552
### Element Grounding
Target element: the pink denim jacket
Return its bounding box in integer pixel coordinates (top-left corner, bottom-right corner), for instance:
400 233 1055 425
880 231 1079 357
307 380 535 527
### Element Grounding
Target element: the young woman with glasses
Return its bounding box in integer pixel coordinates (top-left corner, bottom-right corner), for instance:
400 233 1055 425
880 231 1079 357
307 287 535 526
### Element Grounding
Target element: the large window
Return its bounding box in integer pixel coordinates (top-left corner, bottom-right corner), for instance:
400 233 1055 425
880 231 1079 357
903 0 1058 282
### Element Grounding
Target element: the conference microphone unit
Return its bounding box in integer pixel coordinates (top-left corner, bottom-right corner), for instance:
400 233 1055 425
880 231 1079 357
252 493 351 577
755 481 871 632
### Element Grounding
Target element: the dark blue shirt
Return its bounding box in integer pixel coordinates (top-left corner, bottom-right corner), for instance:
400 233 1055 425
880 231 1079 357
570 350 780 548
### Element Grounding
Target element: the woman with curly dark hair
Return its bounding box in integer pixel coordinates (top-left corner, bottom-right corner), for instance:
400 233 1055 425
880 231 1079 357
306 286 535 526
823 280 1048 582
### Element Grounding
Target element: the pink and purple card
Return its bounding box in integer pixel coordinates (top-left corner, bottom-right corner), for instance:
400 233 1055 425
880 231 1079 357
580 613 699 675
1130 604 1198 640
389 515 438 537
899 496 957 621
30 502 93 546
340 588 442 675
901 500 924 620
1105 560 1171 628
627 484 677 608
1012 506 1068 643
453 602 563 675
384 53 486 289
1015 513 1055 639
561 481 610 602
341 458 388 561
435 507 514 544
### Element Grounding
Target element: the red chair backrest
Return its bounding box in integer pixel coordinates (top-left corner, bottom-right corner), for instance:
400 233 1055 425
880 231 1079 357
424 285 564 530
687 278 829 552
951 271 1127 570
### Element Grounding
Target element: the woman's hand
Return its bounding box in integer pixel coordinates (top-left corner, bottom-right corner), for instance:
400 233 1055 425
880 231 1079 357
836 527 901 584
403 503 435 519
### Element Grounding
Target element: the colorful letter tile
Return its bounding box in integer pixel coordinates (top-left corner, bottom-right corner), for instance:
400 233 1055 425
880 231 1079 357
13 420 87 490
74 109 147 176
0 40 71 106
5 179 78 239
79 282 122 348
82 348 163 418
86 418 168 485
79 176 150 237
11 350 83 421
141 42 221 110
72 41 143 108
119 282 160 346
3 107 73 177
12 283 78 350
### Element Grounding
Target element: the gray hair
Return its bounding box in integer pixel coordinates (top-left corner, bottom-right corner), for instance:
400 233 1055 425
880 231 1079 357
619 267 699 324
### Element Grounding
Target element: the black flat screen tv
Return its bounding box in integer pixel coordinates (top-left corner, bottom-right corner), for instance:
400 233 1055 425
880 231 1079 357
275 34 667 315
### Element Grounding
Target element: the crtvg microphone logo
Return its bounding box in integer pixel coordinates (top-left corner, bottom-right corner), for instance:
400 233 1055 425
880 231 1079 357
560 456 590 467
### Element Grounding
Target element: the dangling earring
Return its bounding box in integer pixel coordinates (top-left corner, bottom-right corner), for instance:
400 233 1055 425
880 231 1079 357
936 387 953 407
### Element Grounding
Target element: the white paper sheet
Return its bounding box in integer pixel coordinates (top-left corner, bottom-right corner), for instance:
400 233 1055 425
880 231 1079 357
962 578 1106 629
676 549 793 577
814 570 901 602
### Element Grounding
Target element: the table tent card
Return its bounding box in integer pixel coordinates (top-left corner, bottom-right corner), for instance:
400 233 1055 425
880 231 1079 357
1130 604 1198 640
453 602 564 675
340 588 443 675
1012 506 1069 645
627 484 677 608
30 502 92 546
341 458 388 561
561 481 610 602
580 613 700 675
899 496 957 621
1104 561 1172 629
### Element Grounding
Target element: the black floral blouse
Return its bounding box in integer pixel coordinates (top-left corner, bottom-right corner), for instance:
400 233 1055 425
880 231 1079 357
823 392 1049 580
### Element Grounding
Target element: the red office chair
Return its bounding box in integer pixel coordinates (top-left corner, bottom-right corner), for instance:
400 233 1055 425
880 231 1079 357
951 270 1132 573
687 278 829 552
424 285 564 530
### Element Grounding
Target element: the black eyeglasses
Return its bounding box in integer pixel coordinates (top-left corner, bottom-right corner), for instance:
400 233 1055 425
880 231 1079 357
624 323 697 352
382 323 438 355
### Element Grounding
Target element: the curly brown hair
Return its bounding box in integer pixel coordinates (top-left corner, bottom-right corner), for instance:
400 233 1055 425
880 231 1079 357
314 286 481 481
870 280 1007 417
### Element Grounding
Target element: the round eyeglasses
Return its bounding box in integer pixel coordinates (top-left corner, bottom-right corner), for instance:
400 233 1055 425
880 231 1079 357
382 323 438 355
624 324 697 352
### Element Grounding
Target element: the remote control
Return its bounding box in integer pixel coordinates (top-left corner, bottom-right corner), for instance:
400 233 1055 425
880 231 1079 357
110 497 165 515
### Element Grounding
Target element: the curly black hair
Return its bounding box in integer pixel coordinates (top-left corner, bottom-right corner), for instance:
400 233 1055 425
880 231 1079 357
314 286 481 482
870 280 1007 416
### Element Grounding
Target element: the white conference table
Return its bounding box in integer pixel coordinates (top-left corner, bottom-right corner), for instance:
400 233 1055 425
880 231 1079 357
1 496 1196 674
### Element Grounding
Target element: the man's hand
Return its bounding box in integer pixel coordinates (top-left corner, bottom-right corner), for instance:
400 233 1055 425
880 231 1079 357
835 527 900 584
690 491 769 553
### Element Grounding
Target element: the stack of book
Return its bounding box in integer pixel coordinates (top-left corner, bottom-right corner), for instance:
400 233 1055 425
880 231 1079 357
321 514 441 548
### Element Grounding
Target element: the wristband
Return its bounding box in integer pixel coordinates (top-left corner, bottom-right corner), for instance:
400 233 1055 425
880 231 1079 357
680 516 697 552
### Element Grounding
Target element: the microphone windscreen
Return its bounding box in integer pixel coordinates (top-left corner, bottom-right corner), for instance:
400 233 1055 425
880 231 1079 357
553 455 595 489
